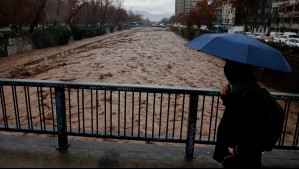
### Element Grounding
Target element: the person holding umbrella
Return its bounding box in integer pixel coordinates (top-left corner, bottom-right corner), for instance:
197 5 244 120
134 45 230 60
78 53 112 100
185 34 292 168
212 60 266 168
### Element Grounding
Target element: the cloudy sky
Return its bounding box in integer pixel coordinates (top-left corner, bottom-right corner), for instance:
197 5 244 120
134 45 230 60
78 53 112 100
122 0 175 21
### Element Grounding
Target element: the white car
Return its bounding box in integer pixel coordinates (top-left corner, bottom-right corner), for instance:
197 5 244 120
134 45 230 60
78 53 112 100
285 38 299 47
254 33 264 40
283 32 298 39
274 35 288 44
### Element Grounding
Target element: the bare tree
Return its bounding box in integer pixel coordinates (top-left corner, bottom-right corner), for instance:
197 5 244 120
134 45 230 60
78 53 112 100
99 0 116 27
53 0 62 26
0 0 40 28
89 0 101 27
66 0 86 25
186 0 217 30
127 10 143 22
29 0 48 33
169 13 187 25
0 0 134 30
113 0 127 27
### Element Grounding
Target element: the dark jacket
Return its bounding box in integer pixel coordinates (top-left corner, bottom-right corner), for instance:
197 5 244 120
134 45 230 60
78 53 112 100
213 83 271 166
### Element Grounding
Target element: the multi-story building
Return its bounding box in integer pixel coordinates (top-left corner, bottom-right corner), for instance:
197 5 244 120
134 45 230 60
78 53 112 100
245 0 273 34
219 0 272 34
175 0 299 34
175 0 202 15
175 0 185 15
218 0 299 34
270 0 299 34
215 3 223 25
221 2 235 25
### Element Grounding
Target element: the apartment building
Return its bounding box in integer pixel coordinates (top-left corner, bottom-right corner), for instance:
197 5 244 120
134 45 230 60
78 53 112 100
175 0 201 15
217 0 298 34
175 0 186 15
270 0 299 34
221 2 235 25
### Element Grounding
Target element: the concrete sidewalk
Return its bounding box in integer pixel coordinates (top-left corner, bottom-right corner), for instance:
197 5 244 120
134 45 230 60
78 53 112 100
0 134 299 168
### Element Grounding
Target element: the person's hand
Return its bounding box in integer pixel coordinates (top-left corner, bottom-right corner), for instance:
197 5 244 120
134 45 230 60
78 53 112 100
221 83 231 95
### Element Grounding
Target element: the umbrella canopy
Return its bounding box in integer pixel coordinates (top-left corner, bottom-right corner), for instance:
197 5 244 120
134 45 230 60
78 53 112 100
185 33 292 73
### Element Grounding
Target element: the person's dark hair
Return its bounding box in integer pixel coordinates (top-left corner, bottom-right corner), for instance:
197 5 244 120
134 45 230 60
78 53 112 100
224 60 256 84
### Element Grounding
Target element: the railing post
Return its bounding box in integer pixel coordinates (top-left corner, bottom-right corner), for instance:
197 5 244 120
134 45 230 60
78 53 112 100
185 94 198 159
55 87 69 151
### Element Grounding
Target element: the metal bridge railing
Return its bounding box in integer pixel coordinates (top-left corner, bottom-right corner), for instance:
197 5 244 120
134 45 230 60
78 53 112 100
0 78 298 158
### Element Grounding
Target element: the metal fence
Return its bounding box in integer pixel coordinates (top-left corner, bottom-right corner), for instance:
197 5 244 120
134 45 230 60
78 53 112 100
0 78 299 158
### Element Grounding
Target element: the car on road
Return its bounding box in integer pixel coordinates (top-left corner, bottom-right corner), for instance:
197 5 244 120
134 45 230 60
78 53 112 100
254 33 264 40
283 32 298 39
274 35 288 44
285 38 299 47
289 35 299 40
258 36 275 44
269 32 283 39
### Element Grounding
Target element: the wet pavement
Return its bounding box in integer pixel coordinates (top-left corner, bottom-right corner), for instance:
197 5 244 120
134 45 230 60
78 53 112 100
0 134 299 168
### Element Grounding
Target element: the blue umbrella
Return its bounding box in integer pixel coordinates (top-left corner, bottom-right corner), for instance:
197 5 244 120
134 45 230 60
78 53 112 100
185 33 292 73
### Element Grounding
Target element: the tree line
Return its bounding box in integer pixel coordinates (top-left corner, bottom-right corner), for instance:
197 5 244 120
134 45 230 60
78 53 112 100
0 0 144 32
1 0 298 34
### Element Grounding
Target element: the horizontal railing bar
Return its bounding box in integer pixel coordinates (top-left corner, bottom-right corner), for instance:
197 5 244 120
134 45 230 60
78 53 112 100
67 132 188 142
1 78 298 99
0 128 57 135
0 78 221 95
270 92 299 101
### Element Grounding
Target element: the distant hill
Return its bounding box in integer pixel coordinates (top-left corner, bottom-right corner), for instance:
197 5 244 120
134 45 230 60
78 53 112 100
132 10 172 22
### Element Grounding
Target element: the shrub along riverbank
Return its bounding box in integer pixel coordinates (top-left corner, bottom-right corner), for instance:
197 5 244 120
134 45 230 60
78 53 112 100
31 25 107 49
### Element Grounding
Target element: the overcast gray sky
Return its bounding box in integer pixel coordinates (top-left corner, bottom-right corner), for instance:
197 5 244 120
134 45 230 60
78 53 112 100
122 0 175 21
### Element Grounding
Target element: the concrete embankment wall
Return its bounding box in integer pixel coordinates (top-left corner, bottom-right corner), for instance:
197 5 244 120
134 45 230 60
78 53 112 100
255 53 299 93
0 36 33 57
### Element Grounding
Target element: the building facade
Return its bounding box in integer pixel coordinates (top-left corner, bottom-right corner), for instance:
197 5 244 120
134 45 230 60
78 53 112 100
218 0 299 34
270 0 299 34
221 2 235 25
175 0 185 15
175 0 202 15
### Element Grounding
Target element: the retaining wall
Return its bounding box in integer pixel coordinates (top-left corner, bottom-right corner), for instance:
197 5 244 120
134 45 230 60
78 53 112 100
0 36 33 57
255 53 299 93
